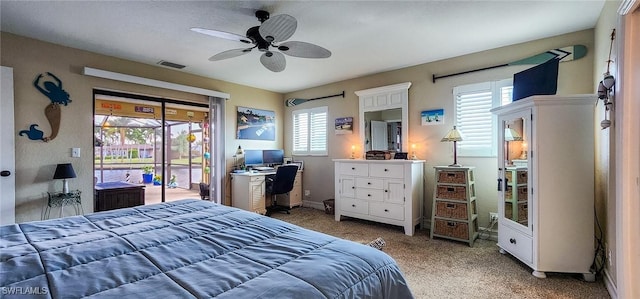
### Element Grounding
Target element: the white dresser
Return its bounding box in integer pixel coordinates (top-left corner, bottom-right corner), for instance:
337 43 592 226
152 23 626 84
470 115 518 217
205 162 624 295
333 159 424 236
490 94 596 281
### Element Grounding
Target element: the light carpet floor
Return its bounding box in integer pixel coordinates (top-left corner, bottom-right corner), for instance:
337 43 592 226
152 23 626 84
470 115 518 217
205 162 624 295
271 207 610 299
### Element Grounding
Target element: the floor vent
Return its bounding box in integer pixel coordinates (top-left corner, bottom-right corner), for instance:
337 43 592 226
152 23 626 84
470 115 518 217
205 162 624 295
157 60 186 69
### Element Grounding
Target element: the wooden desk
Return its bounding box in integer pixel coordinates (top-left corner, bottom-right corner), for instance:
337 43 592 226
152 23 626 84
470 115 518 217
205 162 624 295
94 182 145 212
230 170 303 214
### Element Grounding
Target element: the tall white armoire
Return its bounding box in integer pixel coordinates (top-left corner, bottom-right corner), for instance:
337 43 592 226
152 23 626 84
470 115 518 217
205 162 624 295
490 94 596 281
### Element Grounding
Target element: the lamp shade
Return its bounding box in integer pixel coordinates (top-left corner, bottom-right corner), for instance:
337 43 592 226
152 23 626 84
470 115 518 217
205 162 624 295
441 126 463 167
441 126 463 142
504 128 523 141
235 145 244 156
53 163 76 179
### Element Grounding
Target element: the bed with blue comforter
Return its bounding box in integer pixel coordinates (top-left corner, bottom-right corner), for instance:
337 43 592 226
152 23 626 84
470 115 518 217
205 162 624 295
1 199 413 298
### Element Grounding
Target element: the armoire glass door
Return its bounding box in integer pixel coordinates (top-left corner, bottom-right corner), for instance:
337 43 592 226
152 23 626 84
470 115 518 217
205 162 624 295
499 109 531 229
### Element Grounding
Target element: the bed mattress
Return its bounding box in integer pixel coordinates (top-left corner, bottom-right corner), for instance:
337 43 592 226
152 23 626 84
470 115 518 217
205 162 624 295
1 199 412 298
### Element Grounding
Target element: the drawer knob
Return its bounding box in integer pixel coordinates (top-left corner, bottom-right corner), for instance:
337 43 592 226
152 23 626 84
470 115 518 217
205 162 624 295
351 186 355 189
510 238 516 244
352 204 356 207
384 209 389 212
384 168 388 172
351 167 355 170
384 189 388 193
367 182 371 185
367 194 371 197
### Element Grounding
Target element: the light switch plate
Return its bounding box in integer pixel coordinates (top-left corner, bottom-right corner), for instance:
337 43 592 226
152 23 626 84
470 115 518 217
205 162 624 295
71 148 81 158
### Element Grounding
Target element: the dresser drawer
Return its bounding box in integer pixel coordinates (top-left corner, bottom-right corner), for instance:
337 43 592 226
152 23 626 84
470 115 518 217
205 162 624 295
369 163 404 178
437 170 467 184
355 177 383 189
435 185 467 201
355 188 384 201
499 225 533 264
338 163 369 176
369 202 404 221
435 201 474 220
250 176 265 183
340 198 369 215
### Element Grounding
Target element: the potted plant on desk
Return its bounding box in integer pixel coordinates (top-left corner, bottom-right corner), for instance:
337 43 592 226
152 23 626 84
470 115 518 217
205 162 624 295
142 166 154 184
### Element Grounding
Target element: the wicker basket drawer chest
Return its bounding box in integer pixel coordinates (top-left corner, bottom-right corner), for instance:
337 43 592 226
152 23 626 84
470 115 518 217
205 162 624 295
430 166 478 246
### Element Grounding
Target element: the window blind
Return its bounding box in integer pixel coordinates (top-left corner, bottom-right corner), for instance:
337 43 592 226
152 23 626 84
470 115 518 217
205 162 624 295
454 79 512 157
292 106 328 155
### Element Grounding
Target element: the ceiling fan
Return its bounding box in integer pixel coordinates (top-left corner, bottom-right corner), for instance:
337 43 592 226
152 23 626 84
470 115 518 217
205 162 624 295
191 10 331 72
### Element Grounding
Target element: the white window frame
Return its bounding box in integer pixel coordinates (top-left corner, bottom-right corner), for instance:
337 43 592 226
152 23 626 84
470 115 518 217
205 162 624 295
292 106 328 156
453 79 512 157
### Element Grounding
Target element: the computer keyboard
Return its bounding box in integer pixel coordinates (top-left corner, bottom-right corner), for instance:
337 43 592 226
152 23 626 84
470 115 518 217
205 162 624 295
253 166 274 171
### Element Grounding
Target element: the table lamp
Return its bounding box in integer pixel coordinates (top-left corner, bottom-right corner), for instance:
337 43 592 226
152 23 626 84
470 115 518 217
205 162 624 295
504 127 523 166
441 126 463 167
54 163 76 194
233 145 244 169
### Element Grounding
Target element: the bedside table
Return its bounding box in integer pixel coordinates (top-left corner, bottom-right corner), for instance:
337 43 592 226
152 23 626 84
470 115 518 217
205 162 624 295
43 190 84 219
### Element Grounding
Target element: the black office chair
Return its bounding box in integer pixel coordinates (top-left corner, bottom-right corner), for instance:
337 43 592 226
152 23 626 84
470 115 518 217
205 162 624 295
199 182 210 200
265 165 298 216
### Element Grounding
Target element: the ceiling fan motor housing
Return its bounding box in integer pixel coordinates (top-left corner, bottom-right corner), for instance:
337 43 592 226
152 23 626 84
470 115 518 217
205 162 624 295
246 26 270 52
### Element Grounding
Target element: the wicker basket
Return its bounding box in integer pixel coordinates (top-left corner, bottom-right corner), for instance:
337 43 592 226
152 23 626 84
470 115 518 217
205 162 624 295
518 202 528 221
516 171 528 184
505 202 513 219
436 185 467 201
433 219 469 240
517 186 528 200
435 202 473 220
505 186 513 199
323 199 335 215
437 170 466 184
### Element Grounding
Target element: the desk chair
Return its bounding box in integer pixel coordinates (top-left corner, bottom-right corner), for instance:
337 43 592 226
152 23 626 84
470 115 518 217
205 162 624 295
265 165 298 216
199 182 210 200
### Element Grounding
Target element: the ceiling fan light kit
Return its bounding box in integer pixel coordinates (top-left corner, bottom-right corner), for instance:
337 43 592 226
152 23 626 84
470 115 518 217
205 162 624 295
192 10 331 72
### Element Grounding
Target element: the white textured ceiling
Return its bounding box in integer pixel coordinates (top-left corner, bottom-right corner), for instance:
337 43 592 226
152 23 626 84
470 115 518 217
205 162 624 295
0 1 605 93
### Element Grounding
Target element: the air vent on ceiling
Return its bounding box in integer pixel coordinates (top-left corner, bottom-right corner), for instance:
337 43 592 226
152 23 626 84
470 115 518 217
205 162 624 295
157 60 186 69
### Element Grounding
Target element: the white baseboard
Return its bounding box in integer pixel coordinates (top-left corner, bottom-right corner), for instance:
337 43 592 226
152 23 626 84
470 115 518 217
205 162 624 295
603 268 617 299
301 200 324 211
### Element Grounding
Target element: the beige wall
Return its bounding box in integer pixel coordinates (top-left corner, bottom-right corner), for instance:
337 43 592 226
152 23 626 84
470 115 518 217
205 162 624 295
1 32 283 222
284 29 595 228
594 0 621 289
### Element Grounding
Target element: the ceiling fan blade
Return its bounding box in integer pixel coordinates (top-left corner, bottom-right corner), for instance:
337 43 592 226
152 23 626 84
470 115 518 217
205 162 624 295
209 48 253 61
260 52 286 72
191 27 252 44
259 14 297 43
278 41 332 59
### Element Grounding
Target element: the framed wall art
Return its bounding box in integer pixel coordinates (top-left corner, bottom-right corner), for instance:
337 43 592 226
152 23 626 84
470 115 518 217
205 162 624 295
335 117 353 135
421 109 445 126
236 106 275 140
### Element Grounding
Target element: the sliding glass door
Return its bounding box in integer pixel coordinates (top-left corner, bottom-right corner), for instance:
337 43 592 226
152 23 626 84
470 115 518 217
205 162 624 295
94 91 216 209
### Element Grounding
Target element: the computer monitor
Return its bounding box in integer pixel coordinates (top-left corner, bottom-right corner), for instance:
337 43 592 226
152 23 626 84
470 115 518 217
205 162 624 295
263 149 284 166
244 150 263 167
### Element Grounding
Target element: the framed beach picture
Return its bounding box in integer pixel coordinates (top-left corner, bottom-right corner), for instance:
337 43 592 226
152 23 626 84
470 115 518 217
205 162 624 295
421 109 445 126
237 106 276 140
335 117 353 134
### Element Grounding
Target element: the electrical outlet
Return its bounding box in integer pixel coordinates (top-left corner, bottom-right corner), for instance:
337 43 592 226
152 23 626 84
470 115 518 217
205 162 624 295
304 190 310 196
489 212 498 222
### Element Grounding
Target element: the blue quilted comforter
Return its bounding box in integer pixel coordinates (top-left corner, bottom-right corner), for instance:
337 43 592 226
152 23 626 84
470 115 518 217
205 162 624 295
1 199 413 298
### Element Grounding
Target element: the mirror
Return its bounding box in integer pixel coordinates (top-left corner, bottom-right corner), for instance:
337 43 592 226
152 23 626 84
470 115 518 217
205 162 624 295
501 114 529 228
356 82 411 156
364 109 402 152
